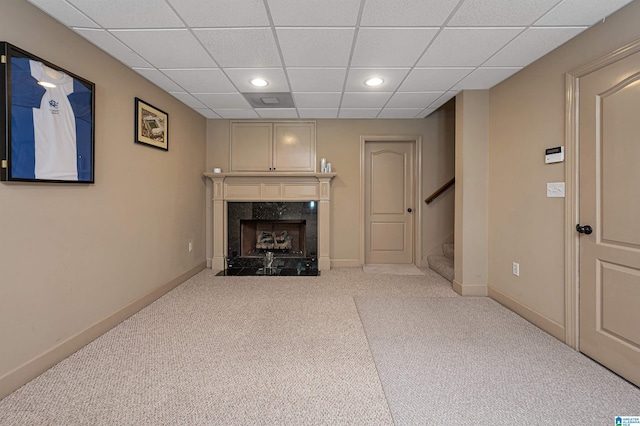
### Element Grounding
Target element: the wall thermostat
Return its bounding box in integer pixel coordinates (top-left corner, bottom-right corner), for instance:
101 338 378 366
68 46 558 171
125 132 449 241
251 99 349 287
545 146 564 164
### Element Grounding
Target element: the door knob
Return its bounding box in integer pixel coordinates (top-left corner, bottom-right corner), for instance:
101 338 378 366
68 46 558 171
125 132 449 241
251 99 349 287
576 224 593 235
407 208 413 213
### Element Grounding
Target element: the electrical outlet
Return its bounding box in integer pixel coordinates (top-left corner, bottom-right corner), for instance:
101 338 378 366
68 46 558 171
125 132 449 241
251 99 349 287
512 262 520 277
188 242 193 252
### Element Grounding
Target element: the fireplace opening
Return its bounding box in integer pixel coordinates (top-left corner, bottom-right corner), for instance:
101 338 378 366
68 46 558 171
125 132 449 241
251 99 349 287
221 201 319 276
240 220 306 257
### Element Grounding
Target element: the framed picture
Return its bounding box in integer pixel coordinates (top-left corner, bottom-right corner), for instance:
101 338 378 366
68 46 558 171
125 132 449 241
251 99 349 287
135 98 168 151
1 42 95 183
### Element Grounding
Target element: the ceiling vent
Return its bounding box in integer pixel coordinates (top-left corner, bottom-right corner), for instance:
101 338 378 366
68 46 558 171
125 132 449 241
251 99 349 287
242 92 295 109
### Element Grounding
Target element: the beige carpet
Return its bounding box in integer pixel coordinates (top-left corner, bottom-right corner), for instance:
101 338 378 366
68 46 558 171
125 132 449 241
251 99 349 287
0 268 455 425
2 268 637 425
356 296 640 425
363 263 425 275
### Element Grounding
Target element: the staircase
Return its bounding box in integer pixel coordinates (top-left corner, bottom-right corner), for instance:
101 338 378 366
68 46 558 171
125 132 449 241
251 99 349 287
427 243 454 282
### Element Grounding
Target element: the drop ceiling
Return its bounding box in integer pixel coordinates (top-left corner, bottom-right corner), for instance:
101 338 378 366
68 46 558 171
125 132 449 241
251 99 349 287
27 0 634 119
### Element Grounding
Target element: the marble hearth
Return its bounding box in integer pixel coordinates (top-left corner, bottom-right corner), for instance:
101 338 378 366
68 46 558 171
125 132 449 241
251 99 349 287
204 172 336 271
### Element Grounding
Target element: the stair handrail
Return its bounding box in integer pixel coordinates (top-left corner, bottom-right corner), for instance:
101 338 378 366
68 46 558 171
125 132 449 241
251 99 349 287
425 177 455 205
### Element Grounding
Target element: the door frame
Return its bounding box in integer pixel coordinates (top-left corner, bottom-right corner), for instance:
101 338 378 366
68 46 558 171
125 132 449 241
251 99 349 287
359 135 422 266
564 37 640 349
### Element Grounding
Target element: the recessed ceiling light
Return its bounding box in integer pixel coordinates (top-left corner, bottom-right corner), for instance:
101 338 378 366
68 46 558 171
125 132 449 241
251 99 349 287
251 78 268 87
365 77 384 87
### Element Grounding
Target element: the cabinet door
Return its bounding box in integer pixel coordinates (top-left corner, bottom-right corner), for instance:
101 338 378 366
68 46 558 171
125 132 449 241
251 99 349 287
273 122 316 172
230 122 273 171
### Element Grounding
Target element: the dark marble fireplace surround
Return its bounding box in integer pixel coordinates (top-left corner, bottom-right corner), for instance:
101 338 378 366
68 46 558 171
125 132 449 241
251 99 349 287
223 202 319 275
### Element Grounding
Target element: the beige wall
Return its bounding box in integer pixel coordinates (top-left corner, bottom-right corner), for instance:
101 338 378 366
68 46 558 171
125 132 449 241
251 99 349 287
487 0 640 338
206 110 455 267
455 91 489 296
0 0 207 394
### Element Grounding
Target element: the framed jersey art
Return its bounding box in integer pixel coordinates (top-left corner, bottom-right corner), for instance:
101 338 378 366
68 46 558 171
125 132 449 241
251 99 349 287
1 42 95 183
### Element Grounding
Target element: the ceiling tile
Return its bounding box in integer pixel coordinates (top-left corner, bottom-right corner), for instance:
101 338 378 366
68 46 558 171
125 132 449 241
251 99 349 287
298 109 339 118
287 68 347 92
399 68 474 92
194 109 222 119
67 0 184 28
386 92 444 108
536 0 634 25
170 92 208 109
166 0 270 27
417 28 523 67
485 27 586 67
267 0 361 26
224 68 289 92
133 68 184 92
448 0 560 26
28 0 98 27
161 69 236 93
339 109 381 118
214 109 260 119
193 94 251 109
351 28 439 67
293 93 342 108
341 92 393 108
74 29 151 67
453 67 521 90
360 0 460 27
256 108 299 119
194 28 281 68
377 108 424 118
276 28 355 67
345 68 410 92
111 30 216 68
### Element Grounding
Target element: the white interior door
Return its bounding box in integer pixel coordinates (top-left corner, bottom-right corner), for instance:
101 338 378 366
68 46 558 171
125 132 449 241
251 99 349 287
365 141 414 264
578 50 640 387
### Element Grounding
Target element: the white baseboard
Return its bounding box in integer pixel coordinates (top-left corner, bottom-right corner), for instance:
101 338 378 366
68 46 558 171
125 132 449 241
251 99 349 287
0 262 206 400
453 280 488 296
488 287 565 342
330 259 361 268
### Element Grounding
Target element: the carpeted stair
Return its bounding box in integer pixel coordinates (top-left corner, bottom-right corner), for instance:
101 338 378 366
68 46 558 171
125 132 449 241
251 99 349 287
427 243 454 282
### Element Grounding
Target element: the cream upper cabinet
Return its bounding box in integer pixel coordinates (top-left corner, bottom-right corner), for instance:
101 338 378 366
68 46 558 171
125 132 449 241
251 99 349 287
230 121 316 172
230 122 273 172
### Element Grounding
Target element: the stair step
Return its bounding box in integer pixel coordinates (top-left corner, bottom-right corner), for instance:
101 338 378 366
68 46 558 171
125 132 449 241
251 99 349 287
427 255 454 282
443 243 454 260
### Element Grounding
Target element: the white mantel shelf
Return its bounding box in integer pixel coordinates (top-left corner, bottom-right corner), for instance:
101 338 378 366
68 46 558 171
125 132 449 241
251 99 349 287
204 172 336 179
203 171 336 271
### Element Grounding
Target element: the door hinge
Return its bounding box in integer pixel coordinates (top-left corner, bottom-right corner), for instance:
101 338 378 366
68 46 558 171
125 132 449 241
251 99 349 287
1 159 7 169
1 55 6 64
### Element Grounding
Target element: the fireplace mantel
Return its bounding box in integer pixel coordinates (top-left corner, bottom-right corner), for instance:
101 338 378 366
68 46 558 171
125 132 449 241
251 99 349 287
204 172 336 271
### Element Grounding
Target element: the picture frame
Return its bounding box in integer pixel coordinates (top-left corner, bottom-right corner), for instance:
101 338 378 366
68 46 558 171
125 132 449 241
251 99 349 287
135 98 168 151
1 42 95 183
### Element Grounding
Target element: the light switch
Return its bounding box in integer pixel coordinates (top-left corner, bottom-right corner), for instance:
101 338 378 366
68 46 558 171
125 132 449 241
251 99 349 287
547 182 565 198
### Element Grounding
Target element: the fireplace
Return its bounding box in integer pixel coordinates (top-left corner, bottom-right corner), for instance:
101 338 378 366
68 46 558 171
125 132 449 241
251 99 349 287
204 171 335 273
225 202 318 275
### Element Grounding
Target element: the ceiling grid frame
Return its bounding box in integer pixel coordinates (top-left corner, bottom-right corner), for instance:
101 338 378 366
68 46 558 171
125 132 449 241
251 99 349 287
25 0 635 119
